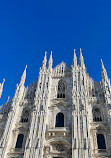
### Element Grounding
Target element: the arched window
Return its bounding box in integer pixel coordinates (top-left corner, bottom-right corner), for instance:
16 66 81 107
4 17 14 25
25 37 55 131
55 112 64 127
97 134 106 149
93 108 102 122
57 80 65 98
15 134 24 148
21 109 29 123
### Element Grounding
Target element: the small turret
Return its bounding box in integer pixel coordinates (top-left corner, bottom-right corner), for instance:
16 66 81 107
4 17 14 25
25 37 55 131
0 78 5 99
79 48 85 68
42 51 47 69
48 51 53 69
73 49 77 68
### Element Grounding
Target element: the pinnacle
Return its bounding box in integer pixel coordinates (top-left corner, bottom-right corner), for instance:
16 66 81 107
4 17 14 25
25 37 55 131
101 59 105 71
25 65 27 69
74 49 76 57
19 65 27 86
48 51 53 68
42 51 47 68
80 48 83 58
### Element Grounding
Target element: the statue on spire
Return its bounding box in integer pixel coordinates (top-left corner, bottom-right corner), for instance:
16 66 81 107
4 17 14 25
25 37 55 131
73 49 77 67
42 51 47 69
0 79 5 99
79 48 85 67
48 51 53 69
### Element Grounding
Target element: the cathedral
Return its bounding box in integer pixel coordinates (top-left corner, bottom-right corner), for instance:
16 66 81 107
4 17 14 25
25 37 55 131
0 49 111 158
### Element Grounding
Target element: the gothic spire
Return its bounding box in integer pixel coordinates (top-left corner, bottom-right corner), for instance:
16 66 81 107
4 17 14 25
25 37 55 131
101 59 106 73
48 51 53 69
19 65 27 87
13 65 27 102
73 49 77 67
0 78 5 99
101 59 108 81
79 48 85 68
42 51 47 68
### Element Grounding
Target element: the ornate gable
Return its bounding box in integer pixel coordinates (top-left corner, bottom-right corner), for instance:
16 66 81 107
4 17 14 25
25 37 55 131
52 62 71 77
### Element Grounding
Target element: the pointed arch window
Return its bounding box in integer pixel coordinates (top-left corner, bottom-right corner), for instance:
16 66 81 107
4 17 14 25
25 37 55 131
97 134 106 149
21 109 29 123
15 134 24 148
57 80 65 98
93 108 102 122
55 112 64 127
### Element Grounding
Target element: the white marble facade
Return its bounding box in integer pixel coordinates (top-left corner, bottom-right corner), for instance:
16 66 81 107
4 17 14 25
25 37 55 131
0 49 111 158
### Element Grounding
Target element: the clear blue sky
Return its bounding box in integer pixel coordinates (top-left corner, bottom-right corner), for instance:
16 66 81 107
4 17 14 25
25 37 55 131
0 0 111 104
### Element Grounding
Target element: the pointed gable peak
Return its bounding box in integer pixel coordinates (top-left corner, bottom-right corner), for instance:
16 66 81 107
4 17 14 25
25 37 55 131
54 61 71 72
56 61 67 68
52 61 71 77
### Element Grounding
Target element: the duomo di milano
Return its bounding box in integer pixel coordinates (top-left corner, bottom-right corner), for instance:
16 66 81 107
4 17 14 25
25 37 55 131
0 49 111 158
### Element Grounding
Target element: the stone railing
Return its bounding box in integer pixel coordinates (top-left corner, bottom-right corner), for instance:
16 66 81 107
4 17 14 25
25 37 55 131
46 127 70 139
